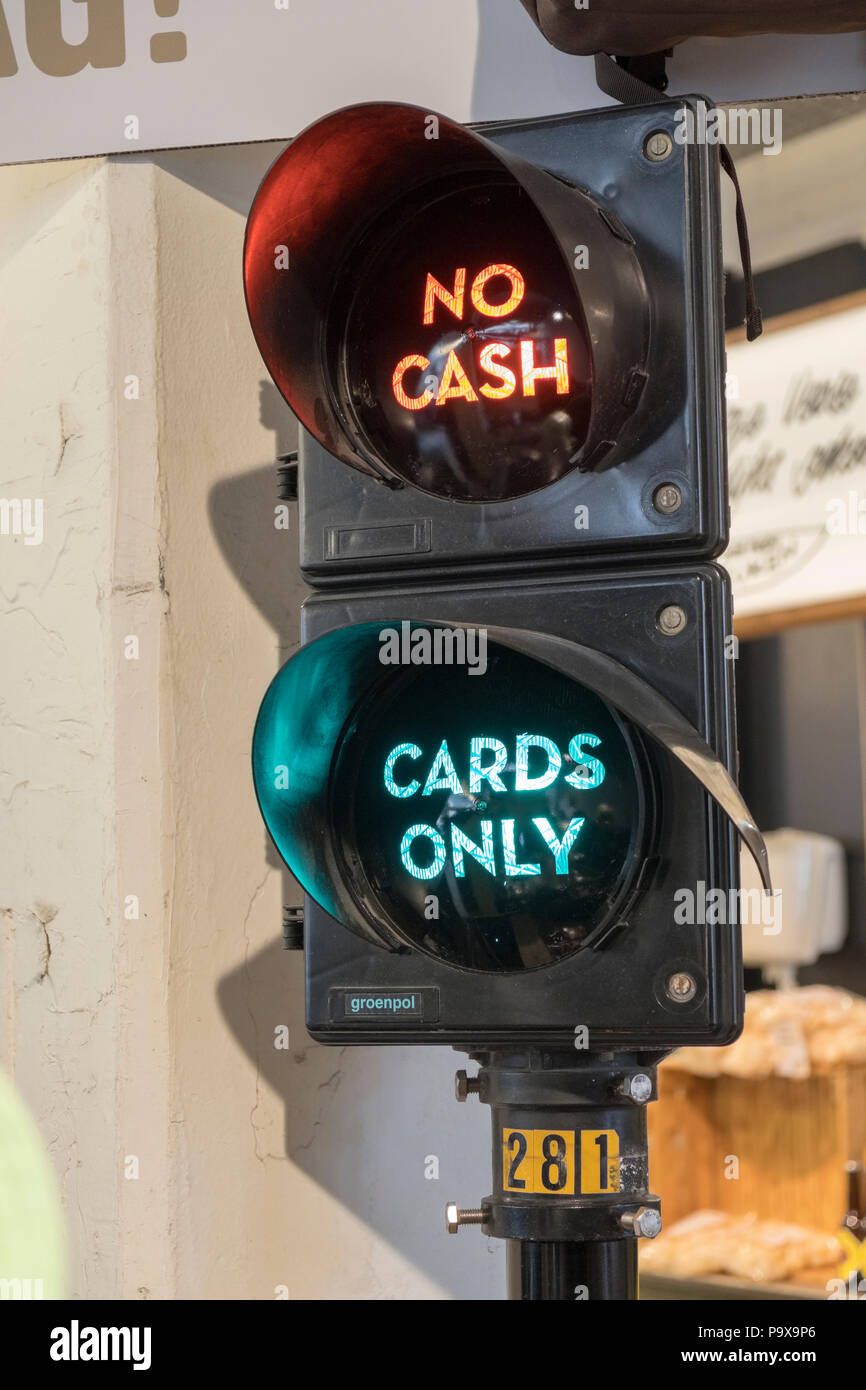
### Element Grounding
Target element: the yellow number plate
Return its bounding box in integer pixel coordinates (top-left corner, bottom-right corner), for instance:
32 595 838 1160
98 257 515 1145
501 1127 620 1196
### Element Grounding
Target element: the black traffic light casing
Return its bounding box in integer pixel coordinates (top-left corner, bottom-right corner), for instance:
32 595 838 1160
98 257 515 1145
244 97 762 1057
253 564 741 1050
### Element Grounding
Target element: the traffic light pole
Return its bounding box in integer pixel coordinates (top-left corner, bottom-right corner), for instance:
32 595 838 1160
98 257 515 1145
449 1049 664 1301
506 1237 637 1301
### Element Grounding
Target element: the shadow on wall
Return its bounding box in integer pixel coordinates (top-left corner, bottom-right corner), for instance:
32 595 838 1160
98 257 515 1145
208 382 503 1299
216 938 500 1299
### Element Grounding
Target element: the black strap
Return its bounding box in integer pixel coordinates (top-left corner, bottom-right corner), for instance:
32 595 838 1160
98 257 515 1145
718 144 763 341
594 53 763 341
594 51 664 105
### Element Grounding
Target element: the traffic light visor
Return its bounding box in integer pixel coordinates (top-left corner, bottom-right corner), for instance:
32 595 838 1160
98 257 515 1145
244 103 649 500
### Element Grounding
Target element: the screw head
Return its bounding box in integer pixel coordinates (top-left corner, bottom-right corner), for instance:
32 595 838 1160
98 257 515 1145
644 131 673 162
657 604 687 637
629 1073 653 1104
446 1202 460 1235
653 482 682 515
666 970 697 1003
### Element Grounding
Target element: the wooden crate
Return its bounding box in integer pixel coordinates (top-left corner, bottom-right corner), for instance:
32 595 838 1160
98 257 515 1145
648 1063 866 1233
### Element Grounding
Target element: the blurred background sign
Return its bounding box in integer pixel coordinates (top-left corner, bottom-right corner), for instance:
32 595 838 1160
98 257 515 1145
728 292 866 624
721 95 866 634
1 0 865 165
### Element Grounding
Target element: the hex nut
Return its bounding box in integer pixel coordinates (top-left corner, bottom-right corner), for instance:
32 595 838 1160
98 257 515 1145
621 1206 662 1238
636 1208 663 1239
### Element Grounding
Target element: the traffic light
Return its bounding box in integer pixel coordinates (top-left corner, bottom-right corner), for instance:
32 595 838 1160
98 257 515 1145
243 96 769 1296
253 581 762 1048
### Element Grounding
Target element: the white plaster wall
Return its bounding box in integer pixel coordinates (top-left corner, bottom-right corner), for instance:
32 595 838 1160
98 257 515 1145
0 157 120 1298
0 146 502 1302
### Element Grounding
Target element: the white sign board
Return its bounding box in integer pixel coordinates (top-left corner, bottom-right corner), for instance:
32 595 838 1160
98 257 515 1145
726 296 866 622
0 1 865 166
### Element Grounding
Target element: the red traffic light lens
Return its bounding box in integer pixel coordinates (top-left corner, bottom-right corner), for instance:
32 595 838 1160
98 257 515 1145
245 102 649 501
335 174 593 501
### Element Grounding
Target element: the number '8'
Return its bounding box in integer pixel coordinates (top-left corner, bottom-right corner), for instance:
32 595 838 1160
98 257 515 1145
541 1133 568 1191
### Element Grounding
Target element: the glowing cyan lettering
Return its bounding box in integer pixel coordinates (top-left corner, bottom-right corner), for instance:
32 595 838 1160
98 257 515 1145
565 733 606 789
501 819 541 877
399 823 447 879
385 734 609 879
533 816 585 874
384 742 422 798
452 820 496 878
398 817 588 880
515 732 561 792
384 733 606 798
468 737 508 794
422 740 462 795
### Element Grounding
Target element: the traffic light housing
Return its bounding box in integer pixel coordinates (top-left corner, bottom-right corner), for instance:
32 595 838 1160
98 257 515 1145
244 97 767 1055
253 564 764 1049
245 98 727 583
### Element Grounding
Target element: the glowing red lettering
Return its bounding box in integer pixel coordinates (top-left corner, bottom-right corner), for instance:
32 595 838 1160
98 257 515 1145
423 268 466 325
521 339 569 396
470 263 525 318
392 354 434 410
422 263 525 324
436 350 478 405
478 343 516 400
389 263 570 411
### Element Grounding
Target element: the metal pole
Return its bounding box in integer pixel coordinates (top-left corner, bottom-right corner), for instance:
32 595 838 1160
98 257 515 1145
507 1238 638 1301
449 1049 663 1299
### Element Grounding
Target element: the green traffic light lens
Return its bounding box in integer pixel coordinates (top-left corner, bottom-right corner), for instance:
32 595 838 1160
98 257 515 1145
331 643 650 971
253 622 653 973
